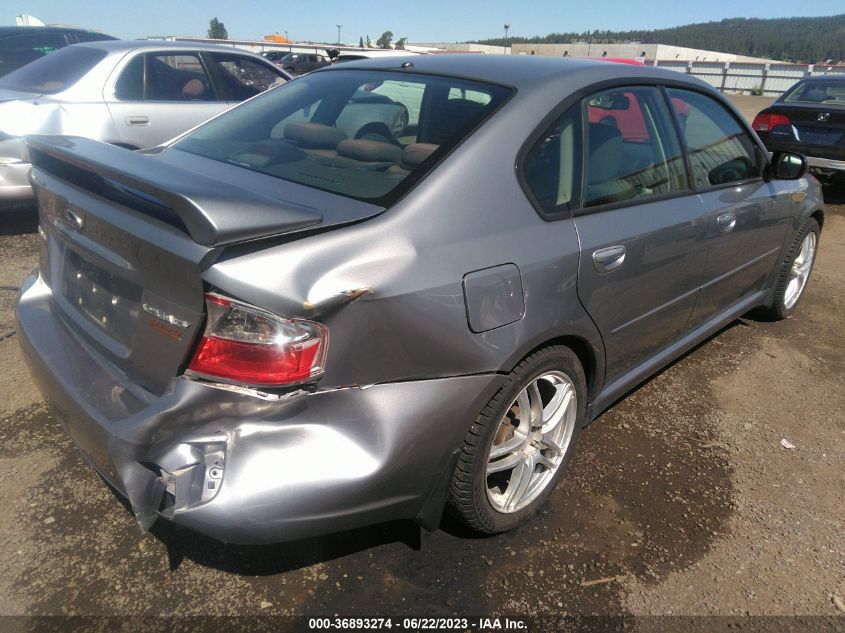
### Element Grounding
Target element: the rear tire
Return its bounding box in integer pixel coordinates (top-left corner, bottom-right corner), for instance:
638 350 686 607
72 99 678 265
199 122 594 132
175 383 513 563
447 346 586 534
758 217 819 321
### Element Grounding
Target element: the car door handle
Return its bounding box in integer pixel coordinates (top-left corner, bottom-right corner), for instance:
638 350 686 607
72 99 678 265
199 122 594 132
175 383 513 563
125 116 149 126
717 213 737 233
592 245 626 273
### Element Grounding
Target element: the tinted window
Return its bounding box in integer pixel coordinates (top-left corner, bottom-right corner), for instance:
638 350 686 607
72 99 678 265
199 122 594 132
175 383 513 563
0 45 106 94
72 31 116 44
210 53 285 101
667 88 760 188
0 32 68 76
176 70 511 203
583 87 687 207
114 55 144 100
782 80 845 105
523 105 581 215
144 53 216 101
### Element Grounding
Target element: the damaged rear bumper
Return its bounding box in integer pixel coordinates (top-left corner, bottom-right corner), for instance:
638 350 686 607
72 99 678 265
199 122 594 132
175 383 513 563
16 272 504 544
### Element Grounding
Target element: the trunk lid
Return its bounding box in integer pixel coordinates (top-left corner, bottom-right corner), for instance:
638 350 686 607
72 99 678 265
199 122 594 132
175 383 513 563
27 135 371 394
770 103 845 148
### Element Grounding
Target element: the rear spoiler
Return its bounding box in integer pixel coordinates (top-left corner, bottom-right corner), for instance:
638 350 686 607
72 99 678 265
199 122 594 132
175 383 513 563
27 136 323 247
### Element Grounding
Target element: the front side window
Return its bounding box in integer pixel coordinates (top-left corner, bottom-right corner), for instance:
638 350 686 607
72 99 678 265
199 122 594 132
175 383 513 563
176 70 511 203
583 86 688 207
0 44 106 94
144 53 216 102
667 88 761 188
209 53 286 101
522 105 581 215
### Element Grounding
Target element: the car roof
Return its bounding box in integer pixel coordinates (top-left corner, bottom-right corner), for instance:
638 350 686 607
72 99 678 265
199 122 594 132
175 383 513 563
792 74 845 82
69 39 260 54
0 25 116 38
316 53 714 91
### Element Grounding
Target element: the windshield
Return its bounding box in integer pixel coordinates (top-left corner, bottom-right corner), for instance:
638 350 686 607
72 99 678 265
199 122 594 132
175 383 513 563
782 80 845 106
176 69 512 204
0 45 106 94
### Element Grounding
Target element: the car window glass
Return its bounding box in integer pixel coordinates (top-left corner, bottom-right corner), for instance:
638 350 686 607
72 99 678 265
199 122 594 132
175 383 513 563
667 88 760 188
114 55 144 100
0 32 67 77
583 86 688 208
177 70 511 204
144 53 215 102
782 81 845 105
522 105 581 215
0 44 106 94
210 53 285 101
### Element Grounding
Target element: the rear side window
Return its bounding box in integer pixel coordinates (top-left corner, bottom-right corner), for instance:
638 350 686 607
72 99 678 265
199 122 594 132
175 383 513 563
522 105 581 215
667 88 761 188
208 53 286 101
0 44 105 94
583 87 687 207
175 70 511 204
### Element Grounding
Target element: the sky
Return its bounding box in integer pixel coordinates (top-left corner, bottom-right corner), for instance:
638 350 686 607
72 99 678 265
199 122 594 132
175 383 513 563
6 1 845 44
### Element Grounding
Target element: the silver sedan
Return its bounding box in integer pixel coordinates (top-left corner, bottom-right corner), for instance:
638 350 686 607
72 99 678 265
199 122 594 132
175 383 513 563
0 40 289 206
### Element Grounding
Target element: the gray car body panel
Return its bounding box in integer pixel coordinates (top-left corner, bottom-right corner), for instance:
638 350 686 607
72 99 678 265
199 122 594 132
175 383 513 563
16 55 824 543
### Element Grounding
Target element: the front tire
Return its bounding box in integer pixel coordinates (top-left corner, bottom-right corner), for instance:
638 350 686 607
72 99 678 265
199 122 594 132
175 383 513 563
759 217 820 321
447 346 586 534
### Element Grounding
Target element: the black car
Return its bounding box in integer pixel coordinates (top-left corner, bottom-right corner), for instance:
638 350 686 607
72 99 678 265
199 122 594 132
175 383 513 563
262 51 330 75
0 26 117 77
753 75 845 185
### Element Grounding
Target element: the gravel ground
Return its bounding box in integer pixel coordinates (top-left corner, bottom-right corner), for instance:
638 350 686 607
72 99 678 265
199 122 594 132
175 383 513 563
0 97 842 628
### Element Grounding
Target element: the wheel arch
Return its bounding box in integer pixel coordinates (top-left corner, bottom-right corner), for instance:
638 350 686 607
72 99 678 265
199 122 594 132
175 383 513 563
505 334 604 404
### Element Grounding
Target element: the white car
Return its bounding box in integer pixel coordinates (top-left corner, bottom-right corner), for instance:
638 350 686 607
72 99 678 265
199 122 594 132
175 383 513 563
0 40 289 206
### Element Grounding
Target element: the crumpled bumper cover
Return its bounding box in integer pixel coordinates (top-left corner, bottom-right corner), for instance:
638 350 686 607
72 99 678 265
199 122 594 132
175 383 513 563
16 272 504 544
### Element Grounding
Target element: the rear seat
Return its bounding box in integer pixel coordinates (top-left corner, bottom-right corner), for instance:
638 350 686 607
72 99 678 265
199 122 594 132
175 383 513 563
284 122 347 158
335 139 402 167
386 143 440 175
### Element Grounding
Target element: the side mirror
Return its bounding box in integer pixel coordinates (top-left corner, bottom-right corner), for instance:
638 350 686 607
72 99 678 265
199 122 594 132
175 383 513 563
772 151 808 180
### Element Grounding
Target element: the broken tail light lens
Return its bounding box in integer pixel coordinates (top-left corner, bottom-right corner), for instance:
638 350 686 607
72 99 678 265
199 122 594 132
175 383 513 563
187 293 328 387
752 113 790 132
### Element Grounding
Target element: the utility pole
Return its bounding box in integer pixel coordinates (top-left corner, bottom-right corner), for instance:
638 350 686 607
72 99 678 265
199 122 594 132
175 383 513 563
504 23 510 53
336 24 343 45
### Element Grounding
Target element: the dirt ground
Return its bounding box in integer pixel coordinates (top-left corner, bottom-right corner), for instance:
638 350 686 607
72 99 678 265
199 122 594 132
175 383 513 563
0 96 842 628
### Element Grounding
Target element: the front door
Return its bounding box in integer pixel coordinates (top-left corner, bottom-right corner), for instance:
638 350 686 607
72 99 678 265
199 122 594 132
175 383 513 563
665 88 793 325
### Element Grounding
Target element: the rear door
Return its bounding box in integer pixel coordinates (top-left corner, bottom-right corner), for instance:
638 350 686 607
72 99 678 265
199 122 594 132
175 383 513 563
570 86 709 383
666 88 792 325
105 51 229 148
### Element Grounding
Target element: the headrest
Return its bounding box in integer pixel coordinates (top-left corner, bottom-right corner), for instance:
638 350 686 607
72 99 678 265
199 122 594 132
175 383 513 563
401 143 439 167
284 122 347 149
587 123 623 185
336 139 402 163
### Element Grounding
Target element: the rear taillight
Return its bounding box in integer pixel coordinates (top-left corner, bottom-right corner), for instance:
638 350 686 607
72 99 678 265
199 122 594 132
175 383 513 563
752 112 791 132
187 293 328 387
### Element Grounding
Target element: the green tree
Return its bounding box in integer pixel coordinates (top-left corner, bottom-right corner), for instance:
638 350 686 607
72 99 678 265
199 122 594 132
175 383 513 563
359 36 364 48
395 37 407 50
376 31 394 49
208 17 228 40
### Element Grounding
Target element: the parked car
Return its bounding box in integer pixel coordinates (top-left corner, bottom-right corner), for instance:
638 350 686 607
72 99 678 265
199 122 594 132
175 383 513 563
333 49 420 64
0 25 117 77
752 75 845 185
0 40 289 205
263 51 329 75
17 55 823 545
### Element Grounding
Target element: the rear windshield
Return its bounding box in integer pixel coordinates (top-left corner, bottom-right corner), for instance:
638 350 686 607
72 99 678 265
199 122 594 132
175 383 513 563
782 80 845 106
175 69 512 203
0 45 106 94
